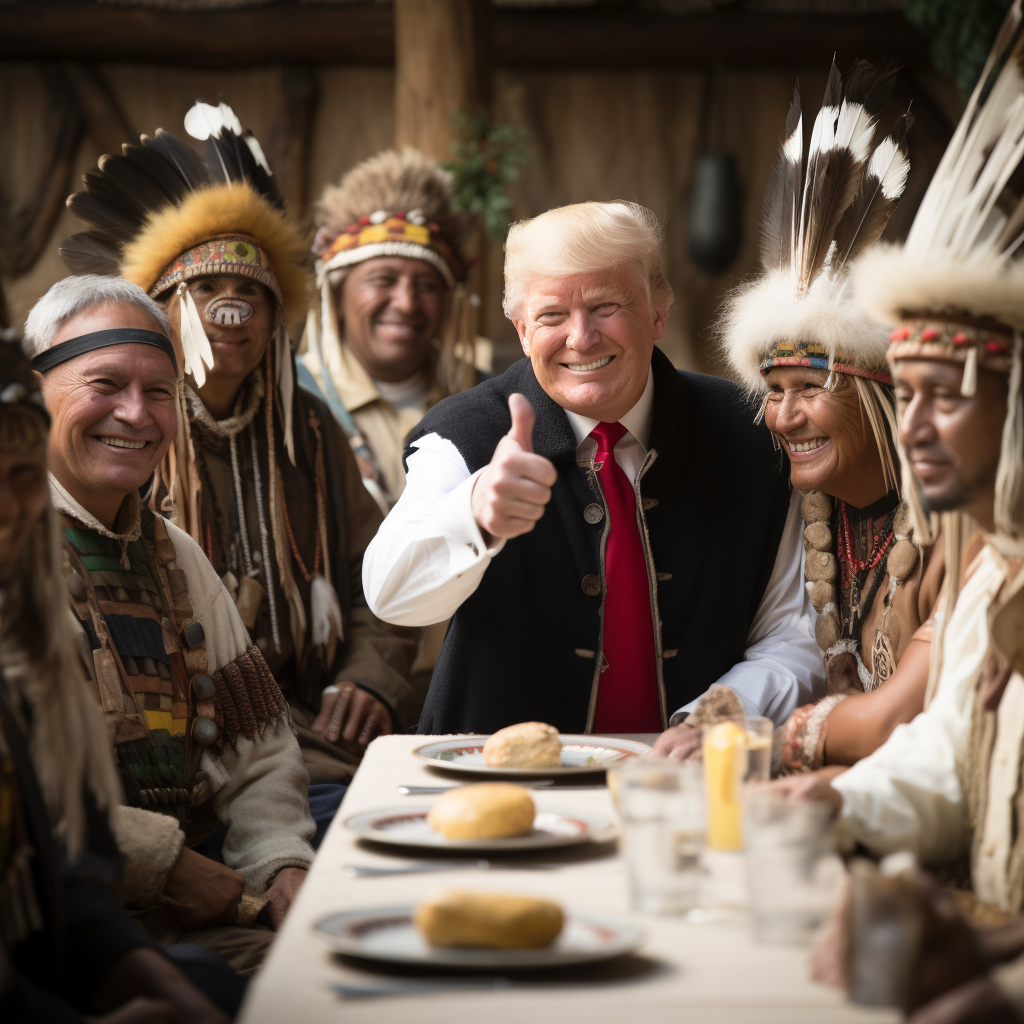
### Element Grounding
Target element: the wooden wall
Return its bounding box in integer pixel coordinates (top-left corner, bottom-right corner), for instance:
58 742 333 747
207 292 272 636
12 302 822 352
0 60 956 374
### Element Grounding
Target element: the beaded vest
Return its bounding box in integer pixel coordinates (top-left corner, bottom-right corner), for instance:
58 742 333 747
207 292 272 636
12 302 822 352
62 509 218 835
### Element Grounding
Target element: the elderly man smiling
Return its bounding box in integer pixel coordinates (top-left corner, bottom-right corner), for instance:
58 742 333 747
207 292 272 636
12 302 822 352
25 274 315 971
364 201 823 747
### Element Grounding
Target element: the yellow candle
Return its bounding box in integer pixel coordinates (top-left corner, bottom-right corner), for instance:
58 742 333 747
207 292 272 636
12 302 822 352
703 721 747 850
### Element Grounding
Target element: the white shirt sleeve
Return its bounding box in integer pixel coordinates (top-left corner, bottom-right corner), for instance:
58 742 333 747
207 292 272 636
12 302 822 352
829 551 998 863
363 433 506 627
670 488 825 727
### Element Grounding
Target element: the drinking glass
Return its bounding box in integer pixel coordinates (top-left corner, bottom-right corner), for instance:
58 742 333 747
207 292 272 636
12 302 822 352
744 787 843 944
744 717 773 782
612 759 706 915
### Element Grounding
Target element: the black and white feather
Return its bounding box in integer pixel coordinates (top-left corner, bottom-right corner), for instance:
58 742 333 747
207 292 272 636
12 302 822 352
722 60 911 391
855 0 1024 333
60 99 281 275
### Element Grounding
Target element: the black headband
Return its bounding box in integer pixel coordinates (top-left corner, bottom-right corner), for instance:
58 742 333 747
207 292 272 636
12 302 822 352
31 329 177 374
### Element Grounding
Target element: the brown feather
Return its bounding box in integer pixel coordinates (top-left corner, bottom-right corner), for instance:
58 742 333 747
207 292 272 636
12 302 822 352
836 113 913 265
760 84 802 271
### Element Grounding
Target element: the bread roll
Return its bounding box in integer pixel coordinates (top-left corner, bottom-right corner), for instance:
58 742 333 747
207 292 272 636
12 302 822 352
427 782 536 839
415 888 564 948
483 722 562 768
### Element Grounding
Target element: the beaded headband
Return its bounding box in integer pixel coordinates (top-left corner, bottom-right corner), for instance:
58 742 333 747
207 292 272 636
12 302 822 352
887 321 1014 372
759 339 893 385
149 235 283 307
316 209 463 286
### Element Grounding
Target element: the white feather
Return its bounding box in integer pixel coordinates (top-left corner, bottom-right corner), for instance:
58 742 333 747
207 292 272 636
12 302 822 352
243 135 272 175
869 139 910 200
310 574 343 649
183 101 225 141
178 286 216 387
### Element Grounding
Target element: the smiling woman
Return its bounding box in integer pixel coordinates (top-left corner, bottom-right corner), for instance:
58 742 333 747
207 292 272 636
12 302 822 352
715 60 948 775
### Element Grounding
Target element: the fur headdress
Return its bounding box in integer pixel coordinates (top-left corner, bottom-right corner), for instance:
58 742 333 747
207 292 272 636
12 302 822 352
61 102 312 534
304 147 477 405
62 103 347 668
720 61 911 394
853 1 1024 546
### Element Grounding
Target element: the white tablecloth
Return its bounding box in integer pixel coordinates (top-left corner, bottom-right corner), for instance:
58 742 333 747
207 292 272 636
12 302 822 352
240 734 898 1024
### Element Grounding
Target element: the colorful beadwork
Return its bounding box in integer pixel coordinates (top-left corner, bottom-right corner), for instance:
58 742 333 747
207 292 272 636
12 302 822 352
320 211 463 282
888 319 1015 373
149 235 281 303
759 338 892 384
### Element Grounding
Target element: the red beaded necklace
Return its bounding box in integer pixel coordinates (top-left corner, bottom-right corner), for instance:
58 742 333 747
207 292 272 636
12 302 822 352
838 501 895 635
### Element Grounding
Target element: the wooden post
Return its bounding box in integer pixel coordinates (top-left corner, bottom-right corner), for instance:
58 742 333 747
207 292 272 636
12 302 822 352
393 0 490 161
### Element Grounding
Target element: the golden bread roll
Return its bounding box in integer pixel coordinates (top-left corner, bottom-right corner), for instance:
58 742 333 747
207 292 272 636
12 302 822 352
427 782 535 839
483 721 562 768
414 888 564 948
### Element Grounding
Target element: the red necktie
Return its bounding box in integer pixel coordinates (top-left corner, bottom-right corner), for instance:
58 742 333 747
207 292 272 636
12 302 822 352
589 421 662 732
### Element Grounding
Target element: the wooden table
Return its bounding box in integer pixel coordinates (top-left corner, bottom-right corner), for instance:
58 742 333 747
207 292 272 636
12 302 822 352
240 735 898 1024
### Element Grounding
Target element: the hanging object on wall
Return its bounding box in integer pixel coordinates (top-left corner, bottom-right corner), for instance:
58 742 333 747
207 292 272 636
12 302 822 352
687 62 742 275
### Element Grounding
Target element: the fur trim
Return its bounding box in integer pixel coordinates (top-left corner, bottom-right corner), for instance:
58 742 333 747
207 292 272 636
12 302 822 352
719 266 890 393
121 182 310 323
853 244 1024 332
111 804 185 907
314 147 467 264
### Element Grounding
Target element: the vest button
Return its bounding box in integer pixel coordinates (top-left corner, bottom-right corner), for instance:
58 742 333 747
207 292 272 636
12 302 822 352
581 574 601 596
192 716 219 746
191 673 217 702
583 503 604 524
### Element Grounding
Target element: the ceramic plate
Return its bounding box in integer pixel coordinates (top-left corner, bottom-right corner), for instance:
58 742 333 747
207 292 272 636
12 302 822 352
343 805 614 851
314 905 642 969
413 735 651 776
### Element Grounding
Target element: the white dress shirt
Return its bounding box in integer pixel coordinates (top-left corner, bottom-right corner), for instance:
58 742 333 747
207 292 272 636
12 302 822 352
832 543 1005 866
363 368 823 726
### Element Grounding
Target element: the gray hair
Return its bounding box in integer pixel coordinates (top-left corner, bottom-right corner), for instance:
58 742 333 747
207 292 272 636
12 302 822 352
24 274 170 355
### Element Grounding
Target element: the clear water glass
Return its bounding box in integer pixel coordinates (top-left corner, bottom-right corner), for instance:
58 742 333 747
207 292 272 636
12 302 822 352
744 717 773 782
744 787 843 944
612 759 706 916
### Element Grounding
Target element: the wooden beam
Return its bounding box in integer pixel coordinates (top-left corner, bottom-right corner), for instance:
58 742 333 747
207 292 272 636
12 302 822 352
0 3 931 71
394 0 490 161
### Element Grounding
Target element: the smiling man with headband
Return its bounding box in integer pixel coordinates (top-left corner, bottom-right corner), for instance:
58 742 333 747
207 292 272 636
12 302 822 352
61 103 419 827
25 274 316 972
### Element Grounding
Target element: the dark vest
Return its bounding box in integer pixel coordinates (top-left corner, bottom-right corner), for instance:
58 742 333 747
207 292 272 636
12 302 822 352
408 348 791 734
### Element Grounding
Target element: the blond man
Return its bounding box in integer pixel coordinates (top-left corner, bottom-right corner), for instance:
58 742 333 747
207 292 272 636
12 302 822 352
364 201 822 745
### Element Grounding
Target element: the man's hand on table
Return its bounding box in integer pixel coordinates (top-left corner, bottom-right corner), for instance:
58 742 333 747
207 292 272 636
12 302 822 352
312 683 393 748
652 722 701 761
265 867 307 930
471 394 557 544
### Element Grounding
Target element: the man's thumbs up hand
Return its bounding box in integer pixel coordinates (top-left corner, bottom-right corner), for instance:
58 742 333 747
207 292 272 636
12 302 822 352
471 394 558 541
506 392 535 453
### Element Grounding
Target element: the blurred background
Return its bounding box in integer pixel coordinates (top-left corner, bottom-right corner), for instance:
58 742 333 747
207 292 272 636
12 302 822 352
0 0 1006 373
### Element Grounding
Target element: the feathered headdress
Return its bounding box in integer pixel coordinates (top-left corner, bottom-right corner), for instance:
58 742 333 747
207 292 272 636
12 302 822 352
720 61 911 395
854 1 1024 548
61 102 312 545
303 147 477 407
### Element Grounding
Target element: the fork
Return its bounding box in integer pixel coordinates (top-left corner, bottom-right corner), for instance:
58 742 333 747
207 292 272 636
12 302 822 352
398 780 554 795
343 859 557 877
332 977 511 999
